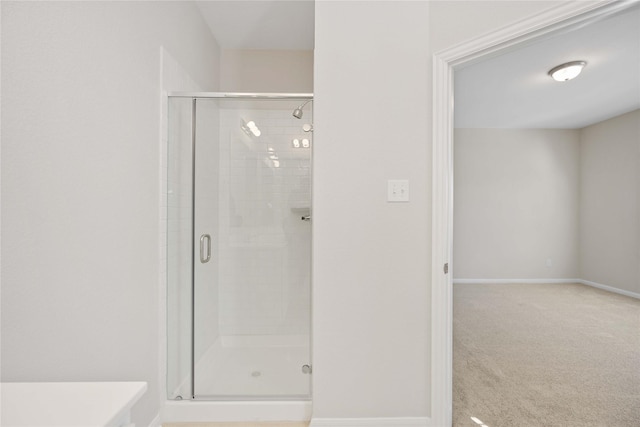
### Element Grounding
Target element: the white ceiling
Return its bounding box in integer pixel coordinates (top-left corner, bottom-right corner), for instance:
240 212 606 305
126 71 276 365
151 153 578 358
455 5 640 129
195 1 639 129
196 0 314 50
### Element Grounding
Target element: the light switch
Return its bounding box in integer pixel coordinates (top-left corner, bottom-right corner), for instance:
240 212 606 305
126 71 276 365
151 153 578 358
387 179 409 202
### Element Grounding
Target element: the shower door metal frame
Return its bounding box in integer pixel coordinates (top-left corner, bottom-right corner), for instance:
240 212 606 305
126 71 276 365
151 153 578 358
168 92 313 99
168 92 313 401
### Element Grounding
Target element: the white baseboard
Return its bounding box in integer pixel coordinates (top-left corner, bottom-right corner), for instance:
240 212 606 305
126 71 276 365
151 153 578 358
453 278 580 284
147 413 161 427
578 279 640 300
310 417 430 427
453 278 640 300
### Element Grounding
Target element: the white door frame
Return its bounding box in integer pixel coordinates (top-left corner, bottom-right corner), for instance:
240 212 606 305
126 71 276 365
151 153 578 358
430 1 636 425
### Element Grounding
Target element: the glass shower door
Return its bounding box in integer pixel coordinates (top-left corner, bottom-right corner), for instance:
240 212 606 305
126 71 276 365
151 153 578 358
189 96 313 399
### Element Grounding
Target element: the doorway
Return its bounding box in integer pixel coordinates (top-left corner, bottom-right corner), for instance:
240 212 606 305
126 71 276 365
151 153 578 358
431 1 639 425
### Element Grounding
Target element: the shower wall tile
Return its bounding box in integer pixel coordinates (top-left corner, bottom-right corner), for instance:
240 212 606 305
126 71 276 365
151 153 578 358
217 108 312 337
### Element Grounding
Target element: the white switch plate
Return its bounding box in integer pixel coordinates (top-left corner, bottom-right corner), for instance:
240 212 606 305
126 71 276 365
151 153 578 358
387 179 409 202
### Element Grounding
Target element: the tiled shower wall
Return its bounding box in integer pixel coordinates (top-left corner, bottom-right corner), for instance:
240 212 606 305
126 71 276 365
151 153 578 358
217 106 312 337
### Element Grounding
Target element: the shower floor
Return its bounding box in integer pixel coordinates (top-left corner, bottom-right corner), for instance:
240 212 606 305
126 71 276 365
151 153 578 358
194 335 311 398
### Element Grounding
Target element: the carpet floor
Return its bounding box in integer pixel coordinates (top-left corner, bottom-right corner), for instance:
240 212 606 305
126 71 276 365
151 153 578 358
453 282 640 427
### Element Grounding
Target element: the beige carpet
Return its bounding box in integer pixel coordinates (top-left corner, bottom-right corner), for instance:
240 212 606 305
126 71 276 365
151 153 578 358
453 282 640 427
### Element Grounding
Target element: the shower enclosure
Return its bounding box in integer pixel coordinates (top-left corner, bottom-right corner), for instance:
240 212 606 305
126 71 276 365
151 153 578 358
167 93 312 401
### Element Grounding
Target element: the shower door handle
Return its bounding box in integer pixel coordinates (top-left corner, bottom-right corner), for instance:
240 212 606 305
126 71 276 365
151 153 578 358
200 234 211 263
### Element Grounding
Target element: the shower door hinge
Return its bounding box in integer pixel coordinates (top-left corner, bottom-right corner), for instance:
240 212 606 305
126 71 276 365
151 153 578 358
444 263 449 274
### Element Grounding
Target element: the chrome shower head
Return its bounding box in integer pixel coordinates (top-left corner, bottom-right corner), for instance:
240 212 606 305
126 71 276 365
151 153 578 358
292 99 312 119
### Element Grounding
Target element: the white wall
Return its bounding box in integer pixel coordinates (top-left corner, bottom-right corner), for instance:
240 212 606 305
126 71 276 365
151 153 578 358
428 0 564 52
1 2 220 426
580 109 640 294
453 129 580 280
313 0 565 422
221 49 313 93
313 0 431 419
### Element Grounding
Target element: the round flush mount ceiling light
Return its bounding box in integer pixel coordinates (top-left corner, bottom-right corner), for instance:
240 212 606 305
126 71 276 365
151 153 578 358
548 60 587 82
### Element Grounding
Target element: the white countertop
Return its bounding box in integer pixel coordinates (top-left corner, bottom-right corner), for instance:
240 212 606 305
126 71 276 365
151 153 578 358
1 381 147 427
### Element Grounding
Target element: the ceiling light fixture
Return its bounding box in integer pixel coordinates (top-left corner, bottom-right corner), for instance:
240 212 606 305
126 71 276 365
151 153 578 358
548 60 587 82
